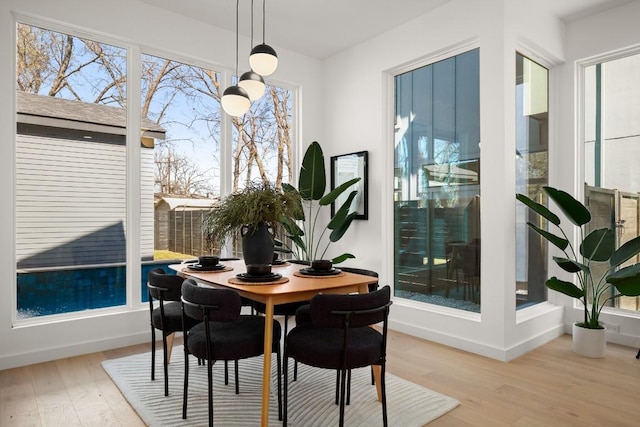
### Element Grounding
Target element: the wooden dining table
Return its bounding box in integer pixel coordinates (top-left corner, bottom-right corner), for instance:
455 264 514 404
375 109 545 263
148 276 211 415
170 259 378 427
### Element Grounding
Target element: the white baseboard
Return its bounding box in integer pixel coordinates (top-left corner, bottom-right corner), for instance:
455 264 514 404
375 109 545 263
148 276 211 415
0 332 149 370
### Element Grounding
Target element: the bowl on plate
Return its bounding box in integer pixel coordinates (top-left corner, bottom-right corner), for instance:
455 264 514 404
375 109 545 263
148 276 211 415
246 264 272 276
311 259 333 271
198 255 220 267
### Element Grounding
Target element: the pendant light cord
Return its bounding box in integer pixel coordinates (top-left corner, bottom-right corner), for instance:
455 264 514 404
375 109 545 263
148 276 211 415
261 0 266 43
250 0 254 47
235 0 240 77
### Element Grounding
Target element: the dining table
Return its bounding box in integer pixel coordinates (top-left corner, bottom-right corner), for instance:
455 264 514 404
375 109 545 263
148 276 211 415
170 259 379 427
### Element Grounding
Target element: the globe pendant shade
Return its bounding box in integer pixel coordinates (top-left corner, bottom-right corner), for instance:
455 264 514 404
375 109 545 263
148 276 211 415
221 85 251 117
249 43 278 76
238 71 266 101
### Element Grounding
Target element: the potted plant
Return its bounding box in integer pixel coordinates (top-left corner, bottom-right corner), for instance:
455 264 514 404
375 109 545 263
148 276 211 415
204 181 302 266
517 186 640 357
279 141 361 264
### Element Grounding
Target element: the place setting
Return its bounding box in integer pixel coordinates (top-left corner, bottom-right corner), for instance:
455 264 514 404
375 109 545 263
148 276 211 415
182 255 233 273
229 263 289 285
294 259 344 278
271 252 289 267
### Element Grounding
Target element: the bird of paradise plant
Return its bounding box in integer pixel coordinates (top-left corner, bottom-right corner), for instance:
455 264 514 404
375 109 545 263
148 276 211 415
517 186 640 329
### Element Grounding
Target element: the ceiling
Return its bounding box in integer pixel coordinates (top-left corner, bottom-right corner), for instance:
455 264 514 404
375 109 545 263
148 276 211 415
138 0 634 60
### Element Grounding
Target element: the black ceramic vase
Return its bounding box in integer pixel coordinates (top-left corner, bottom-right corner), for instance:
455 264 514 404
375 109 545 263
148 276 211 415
241 222 274 266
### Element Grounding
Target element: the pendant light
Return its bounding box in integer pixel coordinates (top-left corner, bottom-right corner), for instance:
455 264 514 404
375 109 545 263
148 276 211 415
249 0 278 76
222 0 251 117
238 0 266 101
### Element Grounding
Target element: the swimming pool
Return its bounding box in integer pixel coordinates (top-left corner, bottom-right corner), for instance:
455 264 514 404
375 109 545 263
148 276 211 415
16 260 181 318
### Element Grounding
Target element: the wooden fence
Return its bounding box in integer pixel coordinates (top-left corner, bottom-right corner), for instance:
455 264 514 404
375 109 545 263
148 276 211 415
154 209 212 257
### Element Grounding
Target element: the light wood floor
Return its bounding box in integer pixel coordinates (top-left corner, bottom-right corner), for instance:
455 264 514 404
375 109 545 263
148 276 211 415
1 330 639 426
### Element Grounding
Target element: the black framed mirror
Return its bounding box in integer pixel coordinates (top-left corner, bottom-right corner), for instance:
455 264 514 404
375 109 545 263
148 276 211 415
330 151 368 220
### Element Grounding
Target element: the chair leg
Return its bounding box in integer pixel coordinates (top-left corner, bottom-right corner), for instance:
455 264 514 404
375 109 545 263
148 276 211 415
207 358 214 427
182 347 189 419
150 326 156 381
284 315 299 382
276 347 282 421
162 332 169 396
335 370 340 405
283 349 289 427
346 369 351 405
636 348 640 359
234 360 239 394
381 363 388 427
224 360 229 385
338 368 348 427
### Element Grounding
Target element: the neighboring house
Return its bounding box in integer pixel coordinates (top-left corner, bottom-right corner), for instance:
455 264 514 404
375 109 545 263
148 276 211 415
154 196 217 256
16 92 165 268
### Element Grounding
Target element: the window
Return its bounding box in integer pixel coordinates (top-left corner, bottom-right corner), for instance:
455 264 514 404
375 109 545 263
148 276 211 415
583 51 640 313
15 21 296 318
515 53 549 309
139 53 222 301
16 23 129 317
393 48 481 312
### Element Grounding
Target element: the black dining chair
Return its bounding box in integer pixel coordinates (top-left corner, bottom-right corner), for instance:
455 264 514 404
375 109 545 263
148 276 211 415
147 267 200 396
283 285 392 427
180 278 283 426
294 267 379 384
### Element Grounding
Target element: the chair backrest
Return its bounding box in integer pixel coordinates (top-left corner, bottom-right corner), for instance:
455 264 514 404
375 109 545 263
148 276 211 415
148 267 183 301
181 278 241 322
338 267 379 292
310 285 391 329
461 241 480 276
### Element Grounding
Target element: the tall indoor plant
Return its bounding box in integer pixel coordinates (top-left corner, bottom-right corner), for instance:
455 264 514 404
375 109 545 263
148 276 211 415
517 186 640 356
279 141 361 264
204 181 302 265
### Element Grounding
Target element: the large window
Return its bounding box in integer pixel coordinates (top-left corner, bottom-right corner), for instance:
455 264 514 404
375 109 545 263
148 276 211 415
16 24 129 318
393 48 481 312
15 21 295 318
515 53 549 309
583 51 640 313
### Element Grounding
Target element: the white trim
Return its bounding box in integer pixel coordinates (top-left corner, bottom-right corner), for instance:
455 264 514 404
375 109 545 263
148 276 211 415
387 37 480 77
13 11 130 51
127 43 143 310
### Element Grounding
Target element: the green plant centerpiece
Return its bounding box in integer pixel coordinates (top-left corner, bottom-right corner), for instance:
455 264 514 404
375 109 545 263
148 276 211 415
279 141 361 264
516 186 640 331
204 181 302 265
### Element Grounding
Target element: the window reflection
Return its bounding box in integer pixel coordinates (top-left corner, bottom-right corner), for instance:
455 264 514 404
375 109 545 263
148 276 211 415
515 53 549 309
393 49 481 312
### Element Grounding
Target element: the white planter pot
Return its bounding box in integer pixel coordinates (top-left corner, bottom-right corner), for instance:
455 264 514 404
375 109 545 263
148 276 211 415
572 323 606 358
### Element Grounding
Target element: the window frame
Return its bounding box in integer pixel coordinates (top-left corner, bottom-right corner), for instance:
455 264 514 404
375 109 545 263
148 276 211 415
12 15 299 325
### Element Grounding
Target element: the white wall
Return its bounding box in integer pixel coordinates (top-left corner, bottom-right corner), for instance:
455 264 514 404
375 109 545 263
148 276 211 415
0 0 323 370
321 0 578 361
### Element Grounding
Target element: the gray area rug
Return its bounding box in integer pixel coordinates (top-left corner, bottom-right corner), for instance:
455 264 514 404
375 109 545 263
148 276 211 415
102 347 459 426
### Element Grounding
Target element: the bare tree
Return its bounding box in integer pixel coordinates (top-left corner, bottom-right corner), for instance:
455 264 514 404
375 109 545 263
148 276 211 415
154 148 212 196
16 22 294 197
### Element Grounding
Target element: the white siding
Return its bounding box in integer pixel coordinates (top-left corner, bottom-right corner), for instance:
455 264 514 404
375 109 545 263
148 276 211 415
141 147 155 260
16 134 154 268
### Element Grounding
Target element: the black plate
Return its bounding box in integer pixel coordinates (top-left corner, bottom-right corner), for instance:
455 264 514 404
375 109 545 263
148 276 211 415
186 264 226 271
236 272 282 282
298 267 342 276
272 259 287 265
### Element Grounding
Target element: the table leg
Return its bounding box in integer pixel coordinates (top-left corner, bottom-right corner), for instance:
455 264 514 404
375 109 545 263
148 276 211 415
261 299 274 427
372 365 382 401
165 332 175 363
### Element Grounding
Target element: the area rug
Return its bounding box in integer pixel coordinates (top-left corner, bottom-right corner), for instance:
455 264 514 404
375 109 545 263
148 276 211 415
102 347 459 426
